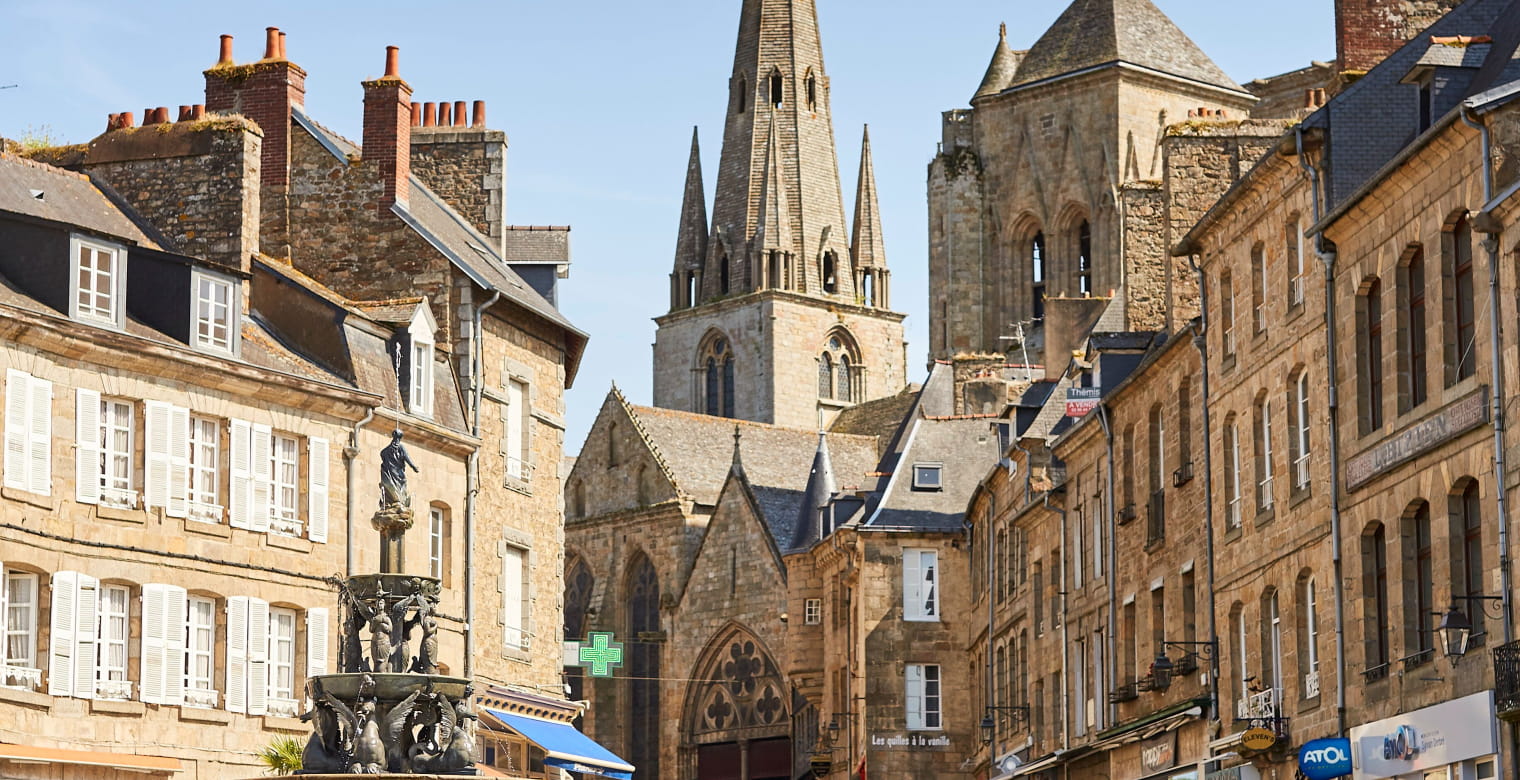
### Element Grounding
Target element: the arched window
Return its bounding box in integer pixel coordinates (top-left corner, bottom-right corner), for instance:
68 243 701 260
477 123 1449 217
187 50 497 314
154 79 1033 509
626 555 661 778
1255 392 1274 511
563 556 594 717
701 335 735 418
1224 414 1241 529
838 355 853 403
1077 220 1092 296
1147 404 1165 543
1261 589 1282 694
1361 523 1390 673
736 74 748 114
1403 501 1434 659
1358 277 1384 433
769 69 784 108
1451 480 1485 639
1449 213 1476 381
1297 572 1320 698
822 251 838 294
1251 242 1267 333
818 333 860 403
719 253 731 295
1401 244 1428 409
805 69 817 111
861 273 875 307
1031 232 1046 320
1287 214 1305 306
608 422 620 467
1288 370 1310 491
818 353 834 399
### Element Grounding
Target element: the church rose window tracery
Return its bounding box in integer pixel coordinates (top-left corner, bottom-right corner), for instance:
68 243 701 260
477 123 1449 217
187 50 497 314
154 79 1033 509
686 628 790 742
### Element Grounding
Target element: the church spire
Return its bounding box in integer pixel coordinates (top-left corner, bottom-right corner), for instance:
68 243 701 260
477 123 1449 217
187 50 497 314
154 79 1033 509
755 113 794 253
851 125 886 270
671 126 708 310
789 431 837 550
972 22 1022 103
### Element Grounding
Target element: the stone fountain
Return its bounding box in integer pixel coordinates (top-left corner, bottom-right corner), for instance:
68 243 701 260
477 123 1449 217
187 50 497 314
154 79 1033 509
296 429 477 775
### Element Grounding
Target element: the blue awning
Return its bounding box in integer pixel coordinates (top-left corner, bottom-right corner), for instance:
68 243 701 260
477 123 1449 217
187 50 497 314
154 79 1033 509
484 708 635 780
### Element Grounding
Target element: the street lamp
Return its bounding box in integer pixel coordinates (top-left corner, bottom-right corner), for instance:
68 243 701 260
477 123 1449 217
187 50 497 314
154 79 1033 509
1149 641 1218 693
810 717 843 778
1438 596 1504 665
980 705 1030 744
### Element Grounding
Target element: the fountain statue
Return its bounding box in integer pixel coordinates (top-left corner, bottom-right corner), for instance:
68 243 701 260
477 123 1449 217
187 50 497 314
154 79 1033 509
296 429 477 775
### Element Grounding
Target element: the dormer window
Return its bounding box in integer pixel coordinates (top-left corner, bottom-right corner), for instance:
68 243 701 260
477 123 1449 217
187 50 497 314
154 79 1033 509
192 270 238 355
912 463 944 491
71 236 124 328
405 304 438 418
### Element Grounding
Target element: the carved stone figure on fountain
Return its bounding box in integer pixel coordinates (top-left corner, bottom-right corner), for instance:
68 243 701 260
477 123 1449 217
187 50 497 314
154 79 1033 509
373 429 420 572
299 679 352 773
351 697 384 774
367 608 393 675
412 612 439 675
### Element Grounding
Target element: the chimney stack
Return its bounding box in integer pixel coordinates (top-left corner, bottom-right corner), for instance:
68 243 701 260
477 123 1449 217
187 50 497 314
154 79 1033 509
204 27 306 189
1335 0 1462 73
471 100 485 127
362 45 413 210
452 101 467 127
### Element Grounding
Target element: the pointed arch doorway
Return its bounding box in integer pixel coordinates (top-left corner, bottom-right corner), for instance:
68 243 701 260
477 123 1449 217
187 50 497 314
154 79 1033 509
683 624 792 780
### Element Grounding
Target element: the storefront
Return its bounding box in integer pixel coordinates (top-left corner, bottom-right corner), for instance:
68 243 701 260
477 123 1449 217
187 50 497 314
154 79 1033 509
1347 691 1498 780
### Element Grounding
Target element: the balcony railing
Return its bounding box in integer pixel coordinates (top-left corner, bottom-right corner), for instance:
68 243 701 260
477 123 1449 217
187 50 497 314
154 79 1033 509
268 697 301 719
1172 461 1194 488
101 487 139 511
1495 641 1520 722
1400 647 1434 671
2 665 40 691
184 686 219 709
1117 503 1137 525
1236 687 1281 721
1361 663 1390 683
1304 669 1320 699
1146 490 1165 545
186 500 224 524
1108 680 1139 703
96 678 133 701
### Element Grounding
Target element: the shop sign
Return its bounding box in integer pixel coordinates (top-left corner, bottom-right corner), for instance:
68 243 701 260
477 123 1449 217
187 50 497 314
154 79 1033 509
1349 691 1497 779
1240 727 1277 751
1065 387 1101 417
1140 731 1177 773
1298 738 1352 779
1205 766 1261 780
1345 388 1487 490
869 732 953 751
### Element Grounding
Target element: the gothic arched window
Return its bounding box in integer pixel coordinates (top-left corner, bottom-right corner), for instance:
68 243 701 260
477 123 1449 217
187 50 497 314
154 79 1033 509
818 354 834 399
736 74 748 114
823 251 838 294
1078 220 1092 296
819 333 860 403
806 70 817 111
769 68 784 107
563 555 595 724
839 355 853 403
719 253 731 295
701 335 736 419
626 554 661 779
1031 232 1047 320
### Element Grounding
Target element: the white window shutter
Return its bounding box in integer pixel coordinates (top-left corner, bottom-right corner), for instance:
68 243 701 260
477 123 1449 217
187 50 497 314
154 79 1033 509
503 547 524 649
74 574 98 700
162 586 186 706
307 438 329 543
140 584 167 704
0 563 9 658
166 405 190 519
48 571 78 697
4 370 28 489
250 424 272 533
226 596 248 713
922 552 938 618
906 665 924 730
306 608 329 679
247 598 269 715
903 552 922 619
74 389 102 505
144 401 171 511
27 376 51 496
229 420 252 529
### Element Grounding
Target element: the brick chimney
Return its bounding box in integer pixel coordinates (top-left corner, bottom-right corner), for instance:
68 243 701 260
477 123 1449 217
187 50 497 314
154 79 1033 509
362 46 413 212
1335 0 1462 73
203 28 305 188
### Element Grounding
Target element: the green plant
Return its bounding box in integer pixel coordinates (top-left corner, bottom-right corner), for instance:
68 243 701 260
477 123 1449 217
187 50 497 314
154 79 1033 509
14 125 59 152
257 736 304 775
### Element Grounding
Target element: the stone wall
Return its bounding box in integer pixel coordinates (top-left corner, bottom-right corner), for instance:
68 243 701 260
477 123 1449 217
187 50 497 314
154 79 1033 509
410 127 507 251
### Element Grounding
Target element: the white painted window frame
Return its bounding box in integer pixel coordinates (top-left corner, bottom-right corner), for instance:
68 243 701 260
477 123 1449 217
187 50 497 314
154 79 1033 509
70 235 125 328
191 270 238 356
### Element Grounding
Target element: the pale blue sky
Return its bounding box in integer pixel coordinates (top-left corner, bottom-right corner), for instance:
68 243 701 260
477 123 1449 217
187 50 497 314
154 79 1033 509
0 1 1333 452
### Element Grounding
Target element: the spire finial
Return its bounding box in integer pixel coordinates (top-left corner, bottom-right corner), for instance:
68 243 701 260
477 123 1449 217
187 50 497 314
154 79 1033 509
1000 22 1007 40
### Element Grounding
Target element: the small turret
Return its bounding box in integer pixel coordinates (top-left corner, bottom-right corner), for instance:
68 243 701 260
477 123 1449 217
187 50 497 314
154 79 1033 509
851 126 889 308
671 127 709 310
972 23 1022 103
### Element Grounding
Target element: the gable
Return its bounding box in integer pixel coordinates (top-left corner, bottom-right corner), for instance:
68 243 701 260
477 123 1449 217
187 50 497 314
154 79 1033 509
677 469 786 612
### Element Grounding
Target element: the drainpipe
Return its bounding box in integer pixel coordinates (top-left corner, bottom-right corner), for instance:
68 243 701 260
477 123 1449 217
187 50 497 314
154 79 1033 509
464 289 501 679
1045 492 1069 751
1187 260 1221 724
1096 404 1118 729
1298 125 1348 737
344 407 377 576
1461 106 1513 646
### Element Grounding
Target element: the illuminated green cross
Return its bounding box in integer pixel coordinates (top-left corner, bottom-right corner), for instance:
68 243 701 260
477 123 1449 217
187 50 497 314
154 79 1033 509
579 632 625 678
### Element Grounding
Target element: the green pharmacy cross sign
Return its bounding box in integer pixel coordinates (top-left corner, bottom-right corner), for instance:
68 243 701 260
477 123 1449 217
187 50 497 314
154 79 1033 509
578 632 625 678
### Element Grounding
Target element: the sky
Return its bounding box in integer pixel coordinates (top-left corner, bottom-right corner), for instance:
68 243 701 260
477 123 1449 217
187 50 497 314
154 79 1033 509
0 0 1334 452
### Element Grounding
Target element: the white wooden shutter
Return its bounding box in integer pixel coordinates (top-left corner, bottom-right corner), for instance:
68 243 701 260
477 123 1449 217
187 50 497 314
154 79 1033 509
74 389 101 505
226 597 248 713
73 574 98 700
906 665 924 730
903 552 922 619
0 564 8 662
503 546 524 648
49 572 78 696
247 597 269 715
166 405 190 519
144 401 172 511
27 376 51 496
141 584 167 704
162 586 186 706
307 438 329 543
306 608 329 679
5 370 28 489
229 420 252 529
250 424 272 533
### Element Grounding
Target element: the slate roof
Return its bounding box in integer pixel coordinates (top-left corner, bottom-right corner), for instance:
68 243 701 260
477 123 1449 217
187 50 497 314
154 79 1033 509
865 416 1001 532
623 404 879 549
973 24 1025 102
0 154 163 250
502 226 571 265
1008 0 1244 94
829 385 921 459
1412 41 1493 70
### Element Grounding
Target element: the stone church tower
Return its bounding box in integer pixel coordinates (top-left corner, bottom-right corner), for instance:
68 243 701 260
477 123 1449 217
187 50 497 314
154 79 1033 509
653 0 907 430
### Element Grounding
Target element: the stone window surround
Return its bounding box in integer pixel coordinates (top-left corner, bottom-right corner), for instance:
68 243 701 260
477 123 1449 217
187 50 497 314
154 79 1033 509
498 530 536 663
494 355 538 493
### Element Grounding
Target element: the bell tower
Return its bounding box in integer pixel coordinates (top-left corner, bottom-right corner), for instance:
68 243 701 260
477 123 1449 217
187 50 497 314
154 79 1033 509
654 0 907 430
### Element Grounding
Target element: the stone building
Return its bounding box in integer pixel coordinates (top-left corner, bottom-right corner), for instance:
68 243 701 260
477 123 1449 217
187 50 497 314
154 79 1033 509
651 0 907 431
0 27 601 780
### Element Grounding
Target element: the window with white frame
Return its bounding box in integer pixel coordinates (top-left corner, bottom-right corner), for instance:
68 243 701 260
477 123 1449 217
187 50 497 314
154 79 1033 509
912 463 943 491
905 664 942 730
3 570 39 689
1226 419 1242 529
188 416 220 518
804 598 822 625
410 337 433 418
73 238 123 326
1303 577 1319 698
903 549 939 622
504 376 529 481
185 595 217 707
100 398 136 508
97 584 131 700
269 433 300 535
4 370 52 497
503 543 530 650
429 507 446 580
1293 374 1310 490
1256 397 1274 511
267 607 297 714
1268 592 1283 693
193 272 236 354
